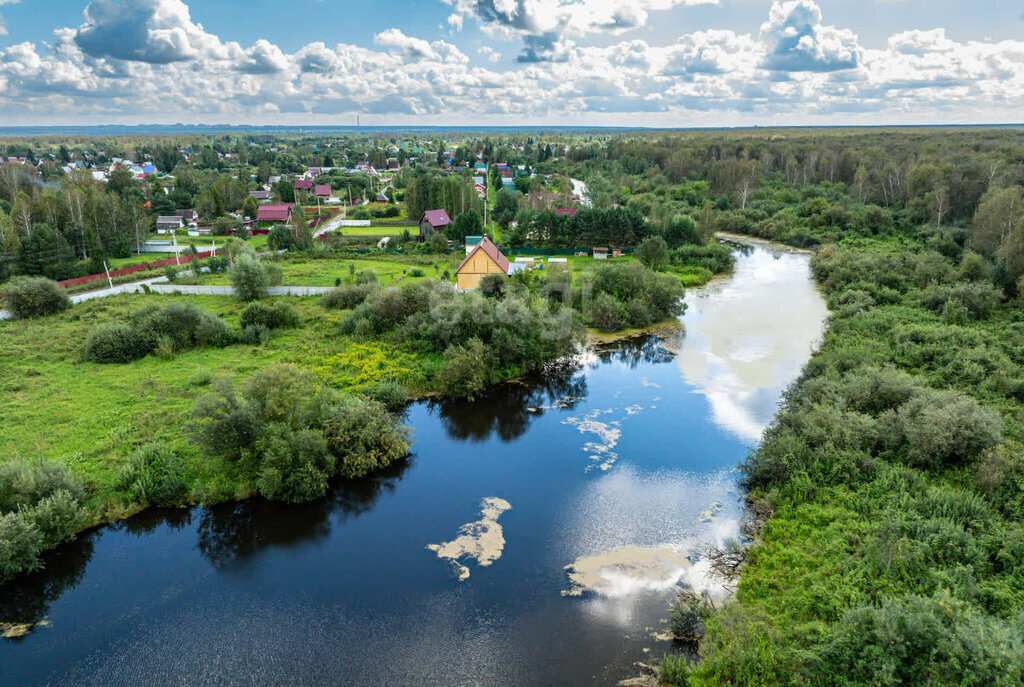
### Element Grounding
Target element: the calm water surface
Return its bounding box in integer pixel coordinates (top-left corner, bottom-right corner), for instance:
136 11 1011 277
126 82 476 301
0 238 827 686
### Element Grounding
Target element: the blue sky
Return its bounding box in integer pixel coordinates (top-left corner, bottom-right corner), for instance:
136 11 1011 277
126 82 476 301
0 0 1022 126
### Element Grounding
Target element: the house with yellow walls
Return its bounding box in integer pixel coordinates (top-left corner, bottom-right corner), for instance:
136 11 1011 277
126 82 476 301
455 236 520 289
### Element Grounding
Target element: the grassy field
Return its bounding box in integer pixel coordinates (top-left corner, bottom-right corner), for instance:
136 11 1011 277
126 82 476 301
339 225 406 236
184 255 455 287
0 292 439 518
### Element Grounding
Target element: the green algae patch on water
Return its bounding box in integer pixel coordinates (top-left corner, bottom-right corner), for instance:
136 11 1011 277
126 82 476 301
426 497 512 581
562 545 693 597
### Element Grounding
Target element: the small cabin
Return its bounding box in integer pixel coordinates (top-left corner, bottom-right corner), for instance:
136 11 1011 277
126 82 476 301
456 236 513 290
419 209 452 241
156 216 183 234
593 247 609 260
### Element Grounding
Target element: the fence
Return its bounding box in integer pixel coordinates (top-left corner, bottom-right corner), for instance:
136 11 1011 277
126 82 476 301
57 250 215 291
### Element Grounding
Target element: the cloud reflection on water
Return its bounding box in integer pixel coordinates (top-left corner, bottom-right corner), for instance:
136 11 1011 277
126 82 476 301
675 240 828 444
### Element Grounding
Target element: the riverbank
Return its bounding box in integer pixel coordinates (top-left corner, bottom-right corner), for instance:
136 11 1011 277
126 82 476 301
678 233 1024 685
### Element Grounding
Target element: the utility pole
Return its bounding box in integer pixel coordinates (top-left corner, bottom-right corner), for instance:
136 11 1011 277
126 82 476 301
103 260 113 289
172 228 180 265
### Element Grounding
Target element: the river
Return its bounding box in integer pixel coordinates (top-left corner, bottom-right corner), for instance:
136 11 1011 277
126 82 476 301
0 238 827 686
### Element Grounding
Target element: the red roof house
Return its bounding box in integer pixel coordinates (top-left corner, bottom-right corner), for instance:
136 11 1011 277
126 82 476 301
257 204 294 222
419 209 452 240
554 208 578 217
294 179 313 191
314 184 332 198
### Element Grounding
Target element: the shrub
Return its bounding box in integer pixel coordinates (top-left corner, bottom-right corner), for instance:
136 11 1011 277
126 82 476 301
270 301 301 328
590 292 629 331
590 261 685 323
438 338 490 399
670 589 714 641
188 369 214 387
920 282 1002 320
830 289 875 317
658 653 692 686
671 242 735 273
817 593 1024 686
194 310 236 347
959 251 989 281
635 236 670 269
973 443 1024 517
0 458 87 513
230 255 269 301
0 513 44 584
206 255 229 273
239 324 272 345
241 363 329 427
130 303 234 351
267 224 292 251
239 302 276 330
364 380 410 411
191 379 265 460
253 424 334 503
687 604 787 686
480 273 505 297
265 262 284 287
626 298 656 327
0 458 88 583
355 269 378 285
24 490 87 548
408 267 426 278
0 276 70 319
324 396 411 478
239 301 298 331
83 323 149 363
192 365 410 502
117 445 189 507
132 303 201 350
896 388 1003 468
163 264 179 281
665 213 701 247
322 284 375 310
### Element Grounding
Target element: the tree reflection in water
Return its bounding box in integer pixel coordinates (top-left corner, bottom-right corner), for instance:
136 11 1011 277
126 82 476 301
0 530 97 641
195 458 412 569
428 359 588 442
592 334 681 369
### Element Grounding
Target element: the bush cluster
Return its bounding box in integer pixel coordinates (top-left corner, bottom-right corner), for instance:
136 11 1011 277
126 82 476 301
671 242 735 274
0 276 70 319
0 459 88 584
239 301 301 331
584 261 686 331
337 279 584 398
322 284 376 310
83 303 234 363
191 364 411 503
